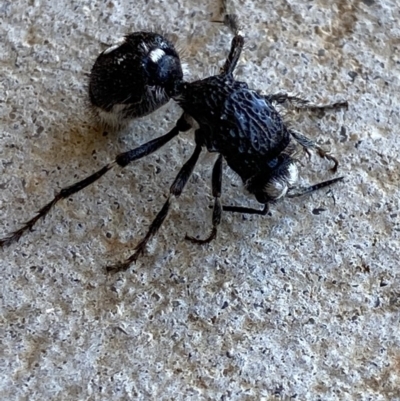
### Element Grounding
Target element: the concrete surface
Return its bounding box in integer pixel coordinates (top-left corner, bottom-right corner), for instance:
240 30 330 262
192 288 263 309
0 0 399 400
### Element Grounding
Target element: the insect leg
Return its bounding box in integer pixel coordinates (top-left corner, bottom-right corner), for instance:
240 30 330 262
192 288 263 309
220 15 244 76
212 0 244 76
0 115 190 248
106 143 203 273
222 204 269 215
186 154 223 244
266 93 348 112
289 129 339 172
287 176 344 198
223 177 343 215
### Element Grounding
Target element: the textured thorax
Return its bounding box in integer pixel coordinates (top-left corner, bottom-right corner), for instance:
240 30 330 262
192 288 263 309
175 75 291 180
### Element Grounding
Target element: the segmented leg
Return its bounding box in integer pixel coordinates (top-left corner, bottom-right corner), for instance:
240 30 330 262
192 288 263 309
266 93 348 112
222 177 343 215
265 93 347 172
0 115 190 248
186 154 223 244
286 176 344 198
220 15 244 76
290 130 339 172
212 0 244 76
107 143 203 273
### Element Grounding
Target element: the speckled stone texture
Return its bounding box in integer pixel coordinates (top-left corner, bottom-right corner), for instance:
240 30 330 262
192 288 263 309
0 0 399 400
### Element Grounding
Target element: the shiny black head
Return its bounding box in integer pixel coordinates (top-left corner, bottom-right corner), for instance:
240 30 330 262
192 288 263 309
89 32 183 127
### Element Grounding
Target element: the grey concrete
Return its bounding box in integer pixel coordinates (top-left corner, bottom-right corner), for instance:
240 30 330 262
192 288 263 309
0 0 399 400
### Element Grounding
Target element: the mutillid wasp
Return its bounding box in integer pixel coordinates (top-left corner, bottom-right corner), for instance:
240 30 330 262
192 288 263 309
0 13 347 272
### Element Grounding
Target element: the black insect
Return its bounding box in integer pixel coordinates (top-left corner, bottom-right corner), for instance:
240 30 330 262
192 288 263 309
0 14 347 272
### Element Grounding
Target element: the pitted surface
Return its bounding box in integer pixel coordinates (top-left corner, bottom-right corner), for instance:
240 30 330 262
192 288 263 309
0 1 399 400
